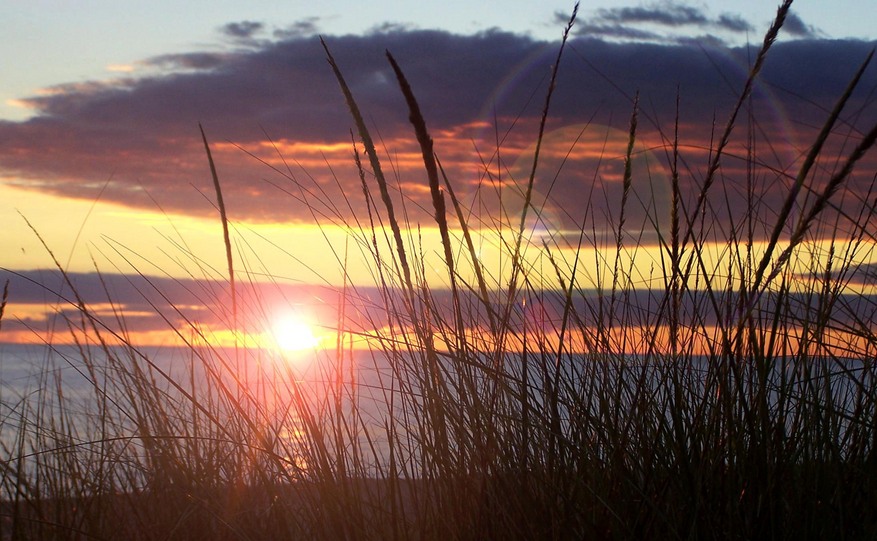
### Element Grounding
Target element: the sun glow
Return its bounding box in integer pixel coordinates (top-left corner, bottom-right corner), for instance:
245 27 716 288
273 315 321 351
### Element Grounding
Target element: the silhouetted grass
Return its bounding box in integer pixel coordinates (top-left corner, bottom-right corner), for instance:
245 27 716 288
2 1 877 539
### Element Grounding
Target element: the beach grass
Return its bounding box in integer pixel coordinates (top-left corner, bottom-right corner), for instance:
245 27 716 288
3 1 877 538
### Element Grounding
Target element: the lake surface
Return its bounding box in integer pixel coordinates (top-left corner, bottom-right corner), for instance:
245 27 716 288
1 341 872 484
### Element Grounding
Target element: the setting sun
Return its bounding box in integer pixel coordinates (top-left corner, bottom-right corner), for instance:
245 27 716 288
273 315 321 351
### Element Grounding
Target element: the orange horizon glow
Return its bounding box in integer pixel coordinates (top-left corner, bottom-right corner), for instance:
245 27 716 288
3 295 872 361
3 321 872 361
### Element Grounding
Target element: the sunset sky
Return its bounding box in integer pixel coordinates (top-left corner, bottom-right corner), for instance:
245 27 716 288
1 1 876 349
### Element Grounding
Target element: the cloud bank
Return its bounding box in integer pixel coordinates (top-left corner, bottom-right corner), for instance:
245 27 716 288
0 13 874 232
3 267 874 348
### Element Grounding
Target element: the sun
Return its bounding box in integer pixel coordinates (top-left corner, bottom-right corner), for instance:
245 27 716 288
273 315 321 352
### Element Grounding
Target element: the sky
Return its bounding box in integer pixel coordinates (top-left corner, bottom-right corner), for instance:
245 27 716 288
1 0 876 349
3 0 876 123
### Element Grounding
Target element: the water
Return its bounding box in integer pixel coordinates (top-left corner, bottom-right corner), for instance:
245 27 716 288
1 341 873 487
0 341 404 475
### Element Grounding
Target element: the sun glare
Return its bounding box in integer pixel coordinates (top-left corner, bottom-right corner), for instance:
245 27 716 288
273 316 321 351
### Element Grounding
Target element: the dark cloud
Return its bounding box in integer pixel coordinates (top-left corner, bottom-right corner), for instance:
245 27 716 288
274 17 322 39
367 22 417 35
782 11 821 39
595 4 708 27
145 52 231 70
570 2 755 43
221 21 265 40
673 34 728 48
554 1 754 46
0 269 341 331
716 13 752 33
0 27 874 234
3 268 875 342
573 23 664 42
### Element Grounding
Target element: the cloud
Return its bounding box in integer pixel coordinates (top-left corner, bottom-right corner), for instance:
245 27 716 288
367 22 417 35
574 3 824 46
0 27 874 234
595 3 709 27
569 2 757 44
781 11 821 39
0 269 343 338
3 268 874 344
716 13 752 33
145 52 232 71
273 17 322 39
221 21 265 40
573 23 664 42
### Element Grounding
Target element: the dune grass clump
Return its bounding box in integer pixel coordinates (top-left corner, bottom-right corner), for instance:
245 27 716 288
3 1 877 538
